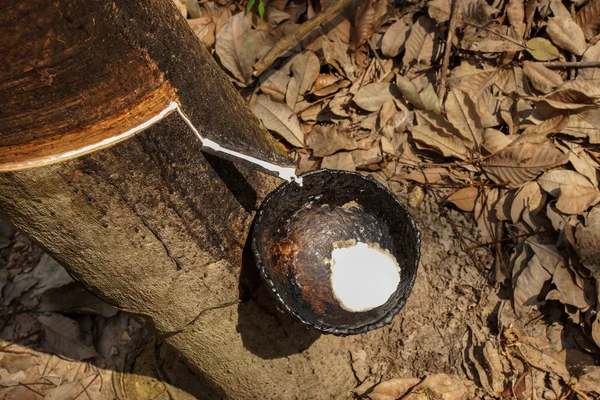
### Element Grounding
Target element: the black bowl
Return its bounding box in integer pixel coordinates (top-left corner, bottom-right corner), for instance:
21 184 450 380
251 169 420 335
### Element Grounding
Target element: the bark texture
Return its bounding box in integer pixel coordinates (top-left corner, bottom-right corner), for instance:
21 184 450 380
0 0 355 398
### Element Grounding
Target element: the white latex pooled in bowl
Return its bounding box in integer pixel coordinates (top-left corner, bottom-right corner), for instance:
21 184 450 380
330 242 401 312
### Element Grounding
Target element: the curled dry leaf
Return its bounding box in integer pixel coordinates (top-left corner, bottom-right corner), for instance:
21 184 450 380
252 95 305 147
351 0 377 51
381 15 412 57
419 83 442 113
513 251 550 316
576 0 600 40
259 69 291 102
427 0 451 23
526 37 560 61
369 377 422 400
409 124 470 160
444 89 483 146
462 25 525 53
576 366 600 394
403 167 448 184
553 262 591 309
286 51 320 110
564 108 600 143
568 148 600 188
305 125 357 157
402 15 437 71
510 182 545 223
396 75 427 110
482 128 513 154
403 374 475 400
215 13 254 84
321 152 356 171
483 141 569 187
353 82 397 112
575 204 600 274
507 0 525 38
538 169 600 214
546 16 587 56
519 335 595 380
523 61 564 93
550 0 571 18
579 41 600 80
446 187 479 212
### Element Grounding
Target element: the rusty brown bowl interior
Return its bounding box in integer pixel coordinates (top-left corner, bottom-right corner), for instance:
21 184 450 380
251 169 420 335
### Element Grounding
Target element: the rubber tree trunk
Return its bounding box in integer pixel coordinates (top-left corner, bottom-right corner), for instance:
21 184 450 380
0 1 355 398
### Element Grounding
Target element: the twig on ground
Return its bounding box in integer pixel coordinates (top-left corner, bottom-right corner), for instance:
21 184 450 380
253 0 357 77
438 0 461 101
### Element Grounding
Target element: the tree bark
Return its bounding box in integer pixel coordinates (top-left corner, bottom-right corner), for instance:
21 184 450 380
0 0 355 398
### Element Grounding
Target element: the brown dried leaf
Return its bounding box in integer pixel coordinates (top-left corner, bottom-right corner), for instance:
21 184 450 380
252 95 305 147
513 252 551 316
446 187 479 212
576 0 600 40
396 75 426 110
445 89 483 146
323 35 356 80
215 13 254 84
353 82 397 112
321 152 356 171
579 41 600 80
381 15 412 57
576 366 600 394
351 145 383 168
520 335 595 380
369 377 422 400
538 169 600 214
546 16 587 56
553 262 591 309
564 108 600 143
520 114 569 139
530 82 600 110
409 124 470 159
461 24 524 53
482 128 514 154
286 52 320 110
305 125 358 157
312 73 341 92
402 15 437 71
38 314 99 360
511 182 545 223
428 0 451 23
259 70 291 102
495 67 531 96
575 204 600 274
507 0 526 38
523 61 564 93
404 374 475 400
550 0 570 18
403 167 448 184
188 17 216 48
568 148 600 188
483 141 568 187
526 37 561 61
419 83 442 113
351 0 377 50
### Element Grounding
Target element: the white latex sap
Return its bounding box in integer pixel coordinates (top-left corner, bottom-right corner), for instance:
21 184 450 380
330 242 401 312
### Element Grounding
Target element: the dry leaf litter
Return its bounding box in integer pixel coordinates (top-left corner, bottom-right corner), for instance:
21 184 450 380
4 0 600 398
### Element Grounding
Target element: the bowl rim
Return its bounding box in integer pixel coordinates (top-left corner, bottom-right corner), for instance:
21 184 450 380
251 169 421 336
